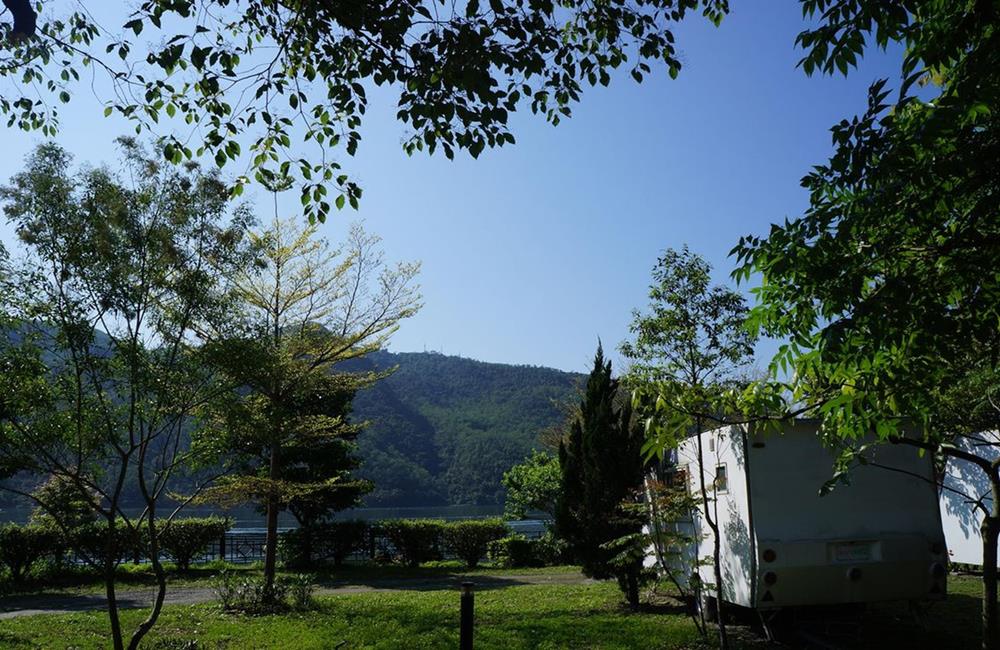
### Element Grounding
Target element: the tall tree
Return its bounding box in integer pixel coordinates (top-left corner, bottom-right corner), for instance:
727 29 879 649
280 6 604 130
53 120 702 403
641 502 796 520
556 344 646 611
0 0 728 222
199 216 420 600
623 247 755 649
729 2 1000 648
0 140 249 650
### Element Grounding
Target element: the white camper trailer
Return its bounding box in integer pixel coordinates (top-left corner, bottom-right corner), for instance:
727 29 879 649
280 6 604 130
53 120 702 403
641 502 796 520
940 432 1000 567
653 421 948 613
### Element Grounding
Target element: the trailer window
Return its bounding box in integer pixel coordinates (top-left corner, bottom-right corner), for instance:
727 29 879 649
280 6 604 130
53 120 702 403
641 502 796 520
668 467 690 494
715 464 728 494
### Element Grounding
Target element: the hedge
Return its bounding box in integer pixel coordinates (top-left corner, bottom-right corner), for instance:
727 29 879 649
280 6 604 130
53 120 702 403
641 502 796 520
158 517 230 571
377 519 446 567
443 519 509 568
488 531 567 568
280 520 370 568
0 524 59 583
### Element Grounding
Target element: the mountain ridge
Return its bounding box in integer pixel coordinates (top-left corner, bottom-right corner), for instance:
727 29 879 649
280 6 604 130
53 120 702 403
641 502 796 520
347 350 581 507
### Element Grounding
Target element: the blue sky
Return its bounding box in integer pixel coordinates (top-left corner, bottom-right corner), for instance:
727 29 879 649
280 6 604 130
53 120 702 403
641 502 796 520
0 2 908 373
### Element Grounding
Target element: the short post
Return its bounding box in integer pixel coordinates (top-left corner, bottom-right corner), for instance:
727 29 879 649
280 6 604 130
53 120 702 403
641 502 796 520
460 582 475 650
219 532 227 562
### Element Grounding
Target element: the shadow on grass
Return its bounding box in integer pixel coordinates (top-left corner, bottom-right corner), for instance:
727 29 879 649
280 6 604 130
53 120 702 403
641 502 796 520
312 567 536 592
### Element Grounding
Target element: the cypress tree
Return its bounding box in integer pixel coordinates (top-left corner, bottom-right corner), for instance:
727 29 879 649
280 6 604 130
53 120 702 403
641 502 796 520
556 343 646 610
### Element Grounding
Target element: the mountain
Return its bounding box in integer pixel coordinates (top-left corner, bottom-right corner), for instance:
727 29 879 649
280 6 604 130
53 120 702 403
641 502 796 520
0 345 581 515
346 351 581 507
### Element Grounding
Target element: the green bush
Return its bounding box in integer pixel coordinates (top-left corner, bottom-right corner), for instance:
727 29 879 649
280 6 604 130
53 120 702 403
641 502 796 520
69 519 145 567
287 573 316 610
0 524 59 584
378 519 445 567
487 534 536 568
533 531 570 566
487 531 567 568
158 517 229 571
444 519 508 568
325 520 371 566
280 520 370 568
212 569 292 616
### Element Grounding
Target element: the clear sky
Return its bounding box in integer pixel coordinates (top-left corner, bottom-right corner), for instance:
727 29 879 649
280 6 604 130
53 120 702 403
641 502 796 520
0 1 908 374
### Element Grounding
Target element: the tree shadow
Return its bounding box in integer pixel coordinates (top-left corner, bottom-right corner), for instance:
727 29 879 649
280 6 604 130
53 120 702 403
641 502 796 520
312 568 535 592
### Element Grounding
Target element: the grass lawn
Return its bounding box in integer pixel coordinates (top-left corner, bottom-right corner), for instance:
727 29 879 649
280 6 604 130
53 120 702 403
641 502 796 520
0 561 584 597
0 571 990 649
0 581 706 649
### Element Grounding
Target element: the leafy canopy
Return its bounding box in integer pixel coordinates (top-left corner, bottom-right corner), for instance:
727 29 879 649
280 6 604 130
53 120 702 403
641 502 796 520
0 0 729 222
731 0 1000 443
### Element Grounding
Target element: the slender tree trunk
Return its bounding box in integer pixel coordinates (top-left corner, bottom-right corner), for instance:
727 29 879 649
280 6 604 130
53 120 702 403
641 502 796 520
627 568 640 612
263 443 281 599
983 476 1000 650
695 422 728 650
128 509 167 650
104 518 124 650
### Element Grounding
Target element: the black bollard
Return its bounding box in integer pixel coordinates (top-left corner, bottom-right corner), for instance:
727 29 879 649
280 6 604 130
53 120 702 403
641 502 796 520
460 582 475 650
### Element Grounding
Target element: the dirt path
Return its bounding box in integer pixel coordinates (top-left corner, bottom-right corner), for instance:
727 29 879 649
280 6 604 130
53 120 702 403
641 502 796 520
0 571 591 620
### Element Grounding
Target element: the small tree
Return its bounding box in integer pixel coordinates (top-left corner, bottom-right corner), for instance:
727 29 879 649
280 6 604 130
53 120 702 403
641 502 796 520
556 344 646 611
501 451 561 521
0 141 249 650
623 247 755 648
199 216 420 600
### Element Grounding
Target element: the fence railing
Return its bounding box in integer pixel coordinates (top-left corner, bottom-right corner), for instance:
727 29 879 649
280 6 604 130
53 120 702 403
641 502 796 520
187 520 550 565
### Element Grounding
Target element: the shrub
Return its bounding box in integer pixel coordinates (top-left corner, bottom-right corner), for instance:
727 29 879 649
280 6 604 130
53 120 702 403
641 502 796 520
158 517 229 571
487 531 567 568
487 534 536 568
280 520 370 568
287 573 316 610
212 569 290 615
0 524 59 584
70 519 146 567
325 520 370 566
533 531 570 566
444 519 509 568
378 519 445 567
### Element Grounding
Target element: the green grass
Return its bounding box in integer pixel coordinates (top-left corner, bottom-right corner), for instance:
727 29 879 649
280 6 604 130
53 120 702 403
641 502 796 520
0 582 706 649
0 571 990 649
0 560 583 597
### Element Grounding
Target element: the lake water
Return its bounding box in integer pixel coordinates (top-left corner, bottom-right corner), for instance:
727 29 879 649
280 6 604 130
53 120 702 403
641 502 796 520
0 503 546 532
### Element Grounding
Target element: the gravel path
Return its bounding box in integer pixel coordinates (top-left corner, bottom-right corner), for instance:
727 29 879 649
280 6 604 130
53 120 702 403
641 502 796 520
0 571 591 620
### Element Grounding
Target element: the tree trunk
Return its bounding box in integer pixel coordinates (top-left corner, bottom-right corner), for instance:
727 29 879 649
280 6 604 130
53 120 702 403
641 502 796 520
128 511 168 650
627 567 640 612
104 521 124 650
696 425 729 650
263 444 281 600
983 477 1000 650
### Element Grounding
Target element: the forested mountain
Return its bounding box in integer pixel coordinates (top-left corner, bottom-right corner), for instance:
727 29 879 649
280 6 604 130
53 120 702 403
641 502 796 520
346 351 581 507
0 347 580 515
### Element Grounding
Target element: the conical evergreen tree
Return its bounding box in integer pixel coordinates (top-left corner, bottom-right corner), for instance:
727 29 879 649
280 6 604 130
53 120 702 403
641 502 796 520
556 343 646 610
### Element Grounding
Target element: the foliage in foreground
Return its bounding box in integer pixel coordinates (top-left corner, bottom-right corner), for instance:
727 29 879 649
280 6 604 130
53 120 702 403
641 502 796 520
0 0 729 222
